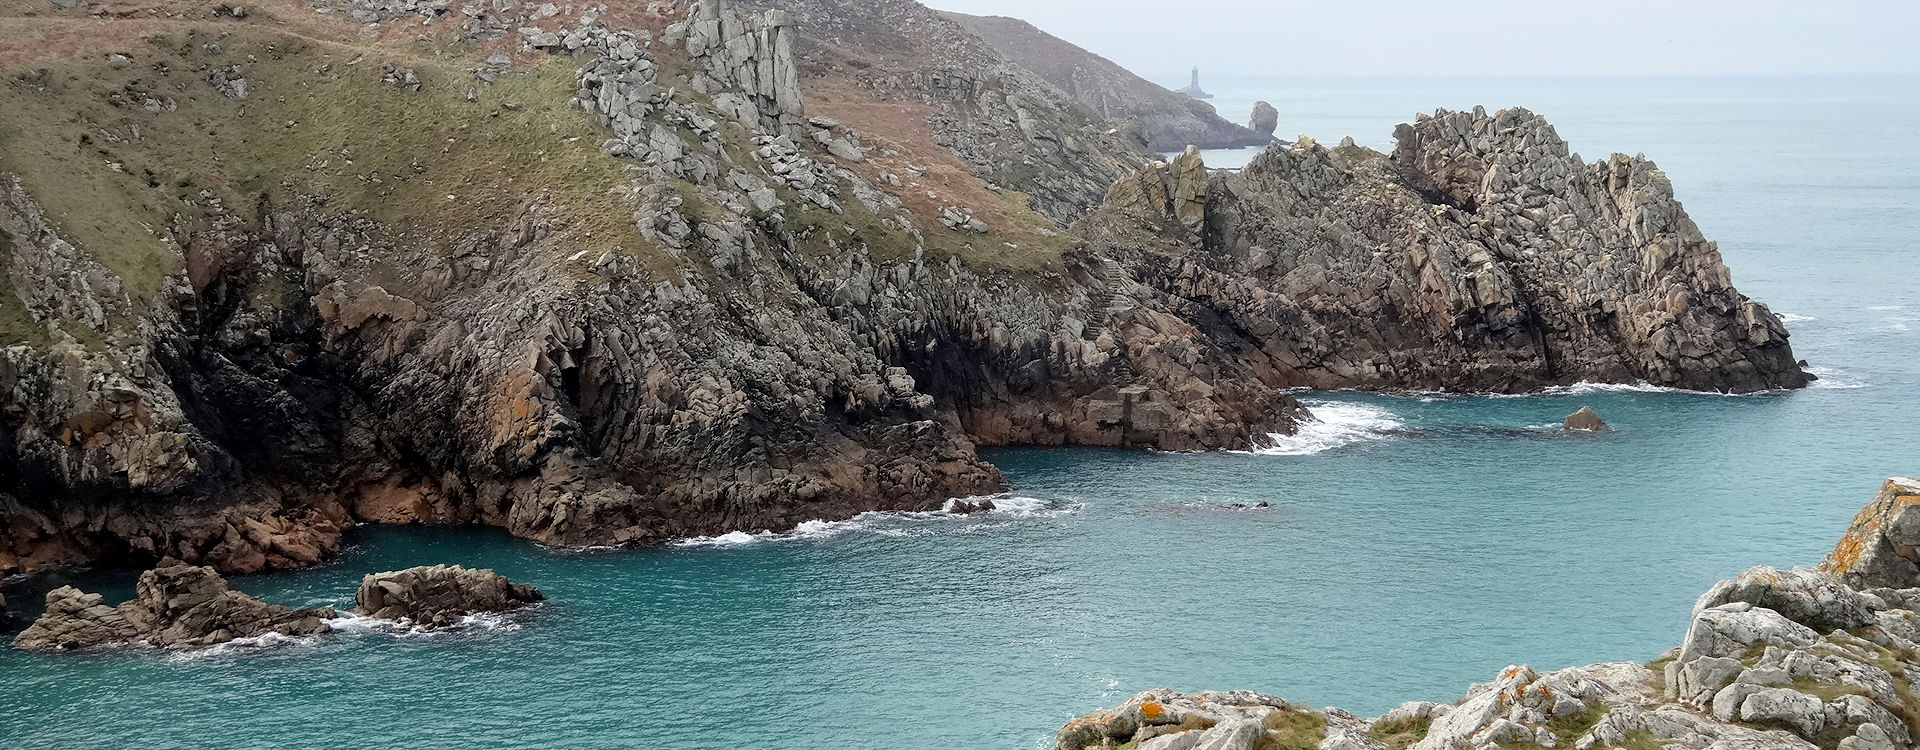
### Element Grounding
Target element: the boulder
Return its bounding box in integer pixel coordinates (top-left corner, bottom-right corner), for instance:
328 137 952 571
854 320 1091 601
1821 478 1920 589
12 559 335 651
354 564 543 627
1694 566 1882 633
1249 101 1278 138
1563 406 1607 431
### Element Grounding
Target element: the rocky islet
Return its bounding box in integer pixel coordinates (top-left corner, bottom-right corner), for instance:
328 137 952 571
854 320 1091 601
12 560 544 651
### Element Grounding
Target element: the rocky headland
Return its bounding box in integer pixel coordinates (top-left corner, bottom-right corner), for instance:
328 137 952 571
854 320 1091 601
1057 477 1920 750
12 559 542 650
942 13 1271 151
0 0 1806 577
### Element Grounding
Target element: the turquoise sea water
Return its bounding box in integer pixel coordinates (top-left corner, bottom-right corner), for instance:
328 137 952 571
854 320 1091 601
3 76 1917 749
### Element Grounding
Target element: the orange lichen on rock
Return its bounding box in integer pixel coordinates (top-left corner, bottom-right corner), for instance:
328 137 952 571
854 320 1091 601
1820 477 1920 574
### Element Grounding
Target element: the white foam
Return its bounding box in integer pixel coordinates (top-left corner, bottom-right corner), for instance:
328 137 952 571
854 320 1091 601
670 495 1075 548
1778 313 1816 323
1250 399 1404 455
1805 365 1869 390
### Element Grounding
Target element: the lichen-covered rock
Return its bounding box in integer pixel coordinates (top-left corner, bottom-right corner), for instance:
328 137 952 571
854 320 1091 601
12 559 335 650
1822 478 1920 588
353 564 543 627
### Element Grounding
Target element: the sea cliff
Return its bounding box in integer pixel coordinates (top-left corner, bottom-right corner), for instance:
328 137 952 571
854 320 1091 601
0 0 1805 575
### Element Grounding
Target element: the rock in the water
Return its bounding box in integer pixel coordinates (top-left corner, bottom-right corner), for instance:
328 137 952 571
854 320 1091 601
12 559 335 651
1821 477 1920 589
1563 406 1607 431
354 564 543 627
1248 101 1278 138
947 498 997 515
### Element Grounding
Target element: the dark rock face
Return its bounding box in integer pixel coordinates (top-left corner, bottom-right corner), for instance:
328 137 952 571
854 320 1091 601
1249 101 1278 139
354 565 543 628
12 559 335 650
1079 108 1808 394
1563 406 1607 431
942 13 1269 152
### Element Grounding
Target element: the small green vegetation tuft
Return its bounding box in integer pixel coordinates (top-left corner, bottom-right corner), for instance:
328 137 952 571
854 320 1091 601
1621 729 1666 750
1261 709 1327 750
1368 714 1432 750
1546 703 1611 745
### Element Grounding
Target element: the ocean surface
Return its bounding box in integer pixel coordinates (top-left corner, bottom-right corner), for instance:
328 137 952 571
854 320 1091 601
3 75 1917 749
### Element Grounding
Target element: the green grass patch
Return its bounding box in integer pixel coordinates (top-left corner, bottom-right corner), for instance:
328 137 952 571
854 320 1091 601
0 25 674 343
1368 714 1431 750
1261 709 1326 750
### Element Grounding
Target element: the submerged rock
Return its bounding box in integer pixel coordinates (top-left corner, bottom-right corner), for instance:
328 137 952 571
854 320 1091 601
1563 406 1608 431
354 565 543 627
12 559 335 651
1059 478 1920 750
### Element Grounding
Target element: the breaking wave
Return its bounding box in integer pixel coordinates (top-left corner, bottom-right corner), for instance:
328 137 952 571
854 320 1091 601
1805 365 1869 390
671 494 1078 548
1778 313 1816 323
1250 399 1405 456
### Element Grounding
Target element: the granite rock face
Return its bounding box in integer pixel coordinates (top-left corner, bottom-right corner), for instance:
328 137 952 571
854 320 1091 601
1821 478 1920 589
354 564 543 627
1078 107 1808 393
1059 479 1920 750
11 559 334 650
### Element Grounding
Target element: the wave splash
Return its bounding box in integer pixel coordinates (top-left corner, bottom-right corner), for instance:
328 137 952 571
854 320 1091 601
1252 399 1405 456
671 494 1075 548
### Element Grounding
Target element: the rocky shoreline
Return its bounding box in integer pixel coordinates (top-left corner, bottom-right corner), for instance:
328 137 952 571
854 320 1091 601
0 0 1806 577
1056 477 1920 750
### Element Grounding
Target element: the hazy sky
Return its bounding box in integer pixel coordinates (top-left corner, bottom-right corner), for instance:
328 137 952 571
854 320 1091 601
926 0 1920 81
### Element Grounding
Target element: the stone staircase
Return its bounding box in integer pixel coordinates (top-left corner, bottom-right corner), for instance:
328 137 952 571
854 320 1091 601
1083 257 1133 338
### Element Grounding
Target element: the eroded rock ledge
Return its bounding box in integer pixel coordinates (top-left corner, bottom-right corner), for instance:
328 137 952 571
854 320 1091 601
1056 479 1920 750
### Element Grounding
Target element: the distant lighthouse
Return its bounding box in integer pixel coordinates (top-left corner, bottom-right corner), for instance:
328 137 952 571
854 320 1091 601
1177 67 1214 99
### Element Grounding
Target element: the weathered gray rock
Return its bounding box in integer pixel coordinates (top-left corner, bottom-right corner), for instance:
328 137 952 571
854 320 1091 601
12 560 334 650
1563 406 1607 431
1695 566 1882 632
1249 101 1278 138
354 564 543 627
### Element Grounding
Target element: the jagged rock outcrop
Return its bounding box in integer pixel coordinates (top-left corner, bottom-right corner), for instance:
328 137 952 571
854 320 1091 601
353 564 543 627
942 13 1271 152
1249 101 1279 139
1077 107 1807 392
11 559 334 650
1822 478 1920 590
1059 479 1920 750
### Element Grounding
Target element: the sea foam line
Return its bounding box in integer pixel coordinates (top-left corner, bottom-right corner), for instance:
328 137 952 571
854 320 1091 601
670 494 1076 548
1245 399 1405 456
